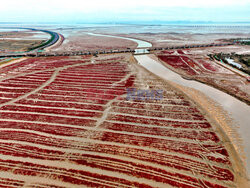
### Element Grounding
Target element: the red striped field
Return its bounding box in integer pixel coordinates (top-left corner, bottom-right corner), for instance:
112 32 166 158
0 55 239 187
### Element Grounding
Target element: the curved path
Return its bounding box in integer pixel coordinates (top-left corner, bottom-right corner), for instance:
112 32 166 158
26 28 61 51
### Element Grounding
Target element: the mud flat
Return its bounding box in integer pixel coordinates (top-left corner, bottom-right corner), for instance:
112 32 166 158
53 33 138 52
87 33 152 48
136 54 250 176
120 33 250 48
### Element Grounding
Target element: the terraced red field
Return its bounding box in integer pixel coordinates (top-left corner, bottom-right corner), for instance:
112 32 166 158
0 55 239 187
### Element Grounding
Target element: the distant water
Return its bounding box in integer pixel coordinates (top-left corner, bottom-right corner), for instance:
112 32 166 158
89 25 250 34
0 28 50 40
0 28 29 32
1 24 250 34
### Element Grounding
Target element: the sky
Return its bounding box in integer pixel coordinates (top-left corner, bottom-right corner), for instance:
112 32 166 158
1 0 250 23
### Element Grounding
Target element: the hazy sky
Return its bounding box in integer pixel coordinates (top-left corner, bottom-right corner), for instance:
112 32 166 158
1 0 250 23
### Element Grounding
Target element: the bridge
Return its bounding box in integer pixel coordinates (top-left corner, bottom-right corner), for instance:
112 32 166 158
0 42 236 58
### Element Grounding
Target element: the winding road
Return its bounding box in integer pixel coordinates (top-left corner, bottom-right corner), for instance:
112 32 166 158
0 27 61 53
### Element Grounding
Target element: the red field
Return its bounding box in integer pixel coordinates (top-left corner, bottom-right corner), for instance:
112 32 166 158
0 55 237 187
157 50 250 104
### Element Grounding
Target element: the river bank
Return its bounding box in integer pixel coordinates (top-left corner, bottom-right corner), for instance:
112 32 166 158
135 54 250 177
